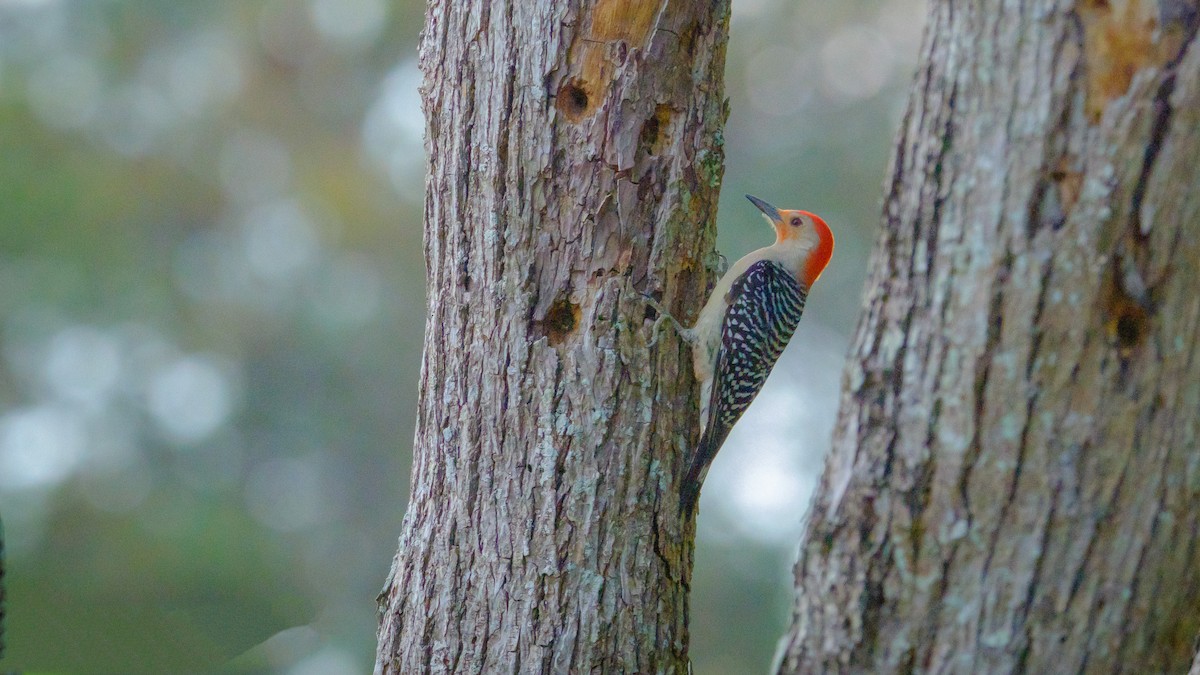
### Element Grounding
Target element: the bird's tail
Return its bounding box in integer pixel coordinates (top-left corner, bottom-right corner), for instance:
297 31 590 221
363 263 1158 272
679 424 730 516
679 478 702 517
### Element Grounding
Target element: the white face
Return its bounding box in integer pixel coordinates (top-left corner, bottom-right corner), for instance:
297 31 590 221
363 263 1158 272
746 197 833 278
770 210 819 247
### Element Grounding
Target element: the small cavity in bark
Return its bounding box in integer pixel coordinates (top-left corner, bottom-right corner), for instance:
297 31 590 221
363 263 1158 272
557 80 591 122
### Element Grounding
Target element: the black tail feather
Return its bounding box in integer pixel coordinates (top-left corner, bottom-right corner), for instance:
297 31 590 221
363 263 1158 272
679 480 702 515
679 423 730 516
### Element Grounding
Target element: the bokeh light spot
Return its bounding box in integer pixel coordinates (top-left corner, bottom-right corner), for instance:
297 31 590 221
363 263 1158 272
362 59 424 202
0 405 86 489
288 646 360 675
241 199 321 284
166 29 244 117
42 324 121 409
730 455 814 542
820 24 896 102
96 82 175 156
146 354 236 444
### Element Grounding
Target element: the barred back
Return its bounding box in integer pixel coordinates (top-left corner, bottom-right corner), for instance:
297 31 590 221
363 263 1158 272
682 260 806 512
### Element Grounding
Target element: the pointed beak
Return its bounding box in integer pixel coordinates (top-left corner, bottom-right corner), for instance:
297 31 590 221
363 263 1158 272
745 194 781 222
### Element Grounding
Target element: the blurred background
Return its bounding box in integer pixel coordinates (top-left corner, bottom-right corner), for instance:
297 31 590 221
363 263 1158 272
0 0 921 672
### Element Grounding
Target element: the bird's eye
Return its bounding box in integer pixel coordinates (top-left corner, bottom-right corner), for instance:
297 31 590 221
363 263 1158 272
790 217 802 227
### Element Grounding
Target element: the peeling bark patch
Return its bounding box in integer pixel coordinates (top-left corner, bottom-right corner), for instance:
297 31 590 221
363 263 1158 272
1079 0 1160 121
556 80 592 122
590 0 662 47
1077 0 1194 122
583 0 664 79
565 0 667 115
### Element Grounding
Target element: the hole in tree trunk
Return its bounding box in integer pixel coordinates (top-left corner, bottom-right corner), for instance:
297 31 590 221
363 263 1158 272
1107 295 1149 356
556 80 591 122
638 104 673 157
542 296 581 346
1114 310 1145 348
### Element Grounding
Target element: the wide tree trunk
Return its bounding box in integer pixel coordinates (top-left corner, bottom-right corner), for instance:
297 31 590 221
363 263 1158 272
777 1 1200 673
375 0 730 672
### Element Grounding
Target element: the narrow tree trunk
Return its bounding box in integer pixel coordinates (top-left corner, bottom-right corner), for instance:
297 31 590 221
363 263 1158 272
375 1 730 671
777 1 1200 673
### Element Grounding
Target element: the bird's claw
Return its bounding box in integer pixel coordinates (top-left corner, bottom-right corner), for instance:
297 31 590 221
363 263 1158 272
715 252 729 277
640 291 692 347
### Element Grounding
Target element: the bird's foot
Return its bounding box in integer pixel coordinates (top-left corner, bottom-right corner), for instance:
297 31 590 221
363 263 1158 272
640 292 695 348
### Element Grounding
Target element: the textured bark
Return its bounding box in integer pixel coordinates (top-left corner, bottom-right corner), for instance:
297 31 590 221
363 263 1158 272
777 1 1200 673
375 0 730 672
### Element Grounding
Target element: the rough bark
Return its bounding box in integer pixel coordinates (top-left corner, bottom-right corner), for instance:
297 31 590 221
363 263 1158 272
777 1 1200 673
375 0 730 672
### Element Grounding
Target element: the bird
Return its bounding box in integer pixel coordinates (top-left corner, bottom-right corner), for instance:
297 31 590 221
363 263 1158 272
647 194 834 514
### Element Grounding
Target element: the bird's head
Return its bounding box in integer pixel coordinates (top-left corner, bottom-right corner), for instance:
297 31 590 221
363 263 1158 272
746 194 834 288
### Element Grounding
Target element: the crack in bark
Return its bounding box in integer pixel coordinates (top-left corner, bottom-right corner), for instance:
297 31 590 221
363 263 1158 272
1114 441 1170 671
1062 434 1098 605
1016 474 1060 672
1075 401 1142 673
1129 13 1200 238
958 270 1003 534
1128 71 1176 239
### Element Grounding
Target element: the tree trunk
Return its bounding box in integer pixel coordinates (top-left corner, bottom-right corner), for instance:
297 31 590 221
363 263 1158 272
777 1 1200 673
374 1 730 672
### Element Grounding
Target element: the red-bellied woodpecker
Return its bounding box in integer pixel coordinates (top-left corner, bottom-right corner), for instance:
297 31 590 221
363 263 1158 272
649 195 834 514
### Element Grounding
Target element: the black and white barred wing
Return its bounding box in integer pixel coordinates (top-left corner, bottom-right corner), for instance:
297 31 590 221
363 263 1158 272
681 260 806 512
